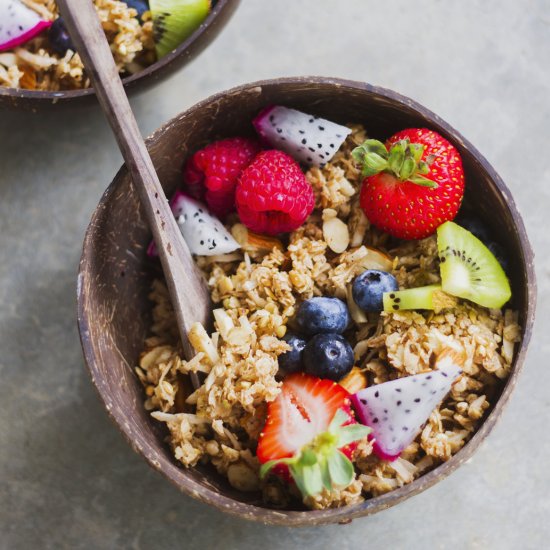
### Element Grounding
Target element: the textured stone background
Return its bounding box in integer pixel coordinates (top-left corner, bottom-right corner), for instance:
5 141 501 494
0 1 548 548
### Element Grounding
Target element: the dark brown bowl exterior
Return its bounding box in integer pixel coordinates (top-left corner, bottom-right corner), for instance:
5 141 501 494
0 0 239 112
77 77 536 526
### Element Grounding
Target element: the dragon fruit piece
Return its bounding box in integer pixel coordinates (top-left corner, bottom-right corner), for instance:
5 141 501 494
350 363 462 461
147 191 240 258
0 0 51 52
253 105 352 168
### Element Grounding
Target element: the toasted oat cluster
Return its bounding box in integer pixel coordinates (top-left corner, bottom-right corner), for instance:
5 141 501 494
0 0 155 91
136 126 521 509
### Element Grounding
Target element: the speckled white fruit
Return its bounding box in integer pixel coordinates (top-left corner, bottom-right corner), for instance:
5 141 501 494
253 105 352 167
351 363 462 461
0 0 51 51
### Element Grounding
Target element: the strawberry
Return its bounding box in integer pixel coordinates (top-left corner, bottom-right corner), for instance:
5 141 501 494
353 128 465 240
257 373 371 497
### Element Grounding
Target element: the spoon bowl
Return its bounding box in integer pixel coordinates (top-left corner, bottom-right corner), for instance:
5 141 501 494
78 77 536 525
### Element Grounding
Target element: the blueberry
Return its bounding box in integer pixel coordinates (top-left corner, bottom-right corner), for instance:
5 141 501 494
48 18 74 56
303 333 354 381
458 215 492 243
125 0 149 22
352 270 398 312
295 297 351 336
458 216 508 270
487 241 509 271
278 333 307 374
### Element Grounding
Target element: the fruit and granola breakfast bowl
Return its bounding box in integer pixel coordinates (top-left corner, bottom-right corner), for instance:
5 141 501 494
77 78 535 525
0 0 238 110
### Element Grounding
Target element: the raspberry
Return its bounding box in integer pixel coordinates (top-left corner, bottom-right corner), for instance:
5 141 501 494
183 137 260 218
235 150 315 235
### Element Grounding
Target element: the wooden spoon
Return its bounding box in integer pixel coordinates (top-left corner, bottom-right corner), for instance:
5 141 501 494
57 0 210 387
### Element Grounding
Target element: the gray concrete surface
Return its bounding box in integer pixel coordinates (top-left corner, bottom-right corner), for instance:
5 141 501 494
0 0 548 548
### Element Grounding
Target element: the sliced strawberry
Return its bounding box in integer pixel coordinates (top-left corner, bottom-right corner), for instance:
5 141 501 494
257 373 371 497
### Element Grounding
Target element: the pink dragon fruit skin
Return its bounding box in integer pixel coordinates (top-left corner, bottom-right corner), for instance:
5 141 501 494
0 1 51 52
147 191 239 258
350 364 462 461
253 105 352 168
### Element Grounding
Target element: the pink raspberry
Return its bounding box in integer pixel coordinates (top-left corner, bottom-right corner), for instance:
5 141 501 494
235 150 315 235
183 137 260 218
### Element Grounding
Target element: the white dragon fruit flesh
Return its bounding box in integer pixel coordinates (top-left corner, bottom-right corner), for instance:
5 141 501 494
0 0 51 51
147 191 239 257
253 105 352 168
350 363 462 461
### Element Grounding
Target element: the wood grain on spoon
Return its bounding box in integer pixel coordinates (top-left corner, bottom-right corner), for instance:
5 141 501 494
56 0 210 385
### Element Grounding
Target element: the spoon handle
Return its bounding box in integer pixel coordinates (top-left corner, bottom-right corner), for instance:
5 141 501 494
57 0 211 365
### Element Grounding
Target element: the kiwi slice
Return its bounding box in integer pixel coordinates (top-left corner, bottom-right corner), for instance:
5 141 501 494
150 0 211 58
437 221 511 308
383 285 458 313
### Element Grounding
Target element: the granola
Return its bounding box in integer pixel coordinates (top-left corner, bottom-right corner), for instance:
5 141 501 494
136 125 521 510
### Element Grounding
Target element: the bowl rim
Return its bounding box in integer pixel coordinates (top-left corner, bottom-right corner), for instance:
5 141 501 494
77 76 537 526
0 0 234 103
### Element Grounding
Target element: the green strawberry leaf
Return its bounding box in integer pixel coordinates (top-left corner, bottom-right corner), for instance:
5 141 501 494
388 140 406 174
301 447 318 466
361 154 388 177
352 139 389 160
353 136 437 185
319 457 333 491
400 157 416 181
352 140 390 177
305 463 324 496
328 408 349 432
259 457 294 479
409 175 439 188
334 423 372 447
289 461 309 497
328 450 355 488
410 142 425 163
417 160 430 175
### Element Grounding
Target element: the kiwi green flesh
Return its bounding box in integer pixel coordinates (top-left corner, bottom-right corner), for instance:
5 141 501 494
437 221 511 309
150 0 211 58
383 285 441 312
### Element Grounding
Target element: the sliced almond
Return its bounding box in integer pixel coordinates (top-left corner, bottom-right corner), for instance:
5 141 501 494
323 212 350 254
346 284 368 324
213 308 235 341
350 208 369 247
358 247 394 271
231 223 284 252
188 322 219 365
0 53 17 67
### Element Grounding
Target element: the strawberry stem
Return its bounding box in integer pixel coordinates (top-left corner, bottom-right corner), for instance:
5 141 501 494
259 408 371 498
352 138 438 188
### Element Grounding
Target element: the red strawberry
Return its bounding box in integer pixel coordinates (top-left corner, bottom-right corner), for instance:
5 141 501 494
235 150 315 235
257 373 371 497
354 128 465 240
183 137 260 218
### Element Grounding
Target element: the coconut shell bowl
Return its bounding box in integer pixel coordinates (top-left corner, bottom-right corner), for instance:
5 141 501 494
77 77 536 526
0 0 239 111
